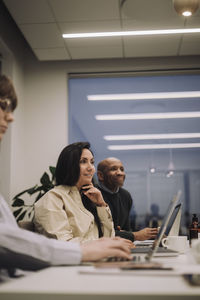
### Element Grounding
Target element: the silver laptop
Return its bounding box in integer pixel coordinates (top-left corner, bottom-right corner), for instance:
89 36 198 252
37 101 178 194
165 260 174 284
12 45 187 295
131 190 182 259
135 202 182 248
167 203 182 236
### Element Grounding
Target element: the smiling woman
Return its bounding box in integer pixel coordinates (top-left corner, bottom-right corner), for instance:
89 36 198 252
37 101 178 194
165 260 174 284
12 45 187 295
34 142 115 243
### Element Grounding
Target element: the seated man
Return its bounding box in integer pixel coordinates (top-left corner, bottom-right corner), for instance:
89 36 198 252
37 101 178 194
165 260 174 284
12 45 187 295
97 157 158 241
0 75 132 278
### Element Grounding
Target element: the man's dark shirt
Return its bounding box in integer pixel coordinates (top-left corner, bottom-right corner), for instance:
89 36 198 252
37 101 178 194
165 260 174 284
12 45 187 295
97 183 134 242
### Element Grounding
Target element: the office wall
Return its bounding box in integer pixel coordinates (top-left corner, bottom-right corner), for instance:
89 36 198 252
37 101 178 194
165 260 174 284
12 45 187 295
22 59 69 190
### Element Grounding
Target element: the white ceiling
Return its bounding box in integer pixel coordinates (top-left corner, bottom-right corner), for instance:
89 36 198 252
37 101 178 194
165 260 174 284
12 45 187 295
3 0 200 61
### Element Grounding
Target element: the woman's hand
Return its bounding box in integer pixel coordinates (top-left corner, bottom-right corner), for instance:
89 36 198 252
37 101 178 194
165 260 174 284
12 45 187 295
81 184 107 207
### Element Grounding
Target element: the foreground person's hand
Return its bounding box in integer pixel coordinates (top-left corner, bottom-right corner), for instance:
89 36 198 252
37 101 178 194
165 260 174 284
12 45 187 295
112 236 135 249
80 237 132 262
133 227 158 241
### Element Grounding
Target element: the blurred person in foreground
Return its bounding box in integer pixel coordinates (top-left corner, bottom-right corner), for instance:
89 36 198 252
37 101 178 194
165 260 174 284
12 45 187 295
0 75 132 277
97 157 158 242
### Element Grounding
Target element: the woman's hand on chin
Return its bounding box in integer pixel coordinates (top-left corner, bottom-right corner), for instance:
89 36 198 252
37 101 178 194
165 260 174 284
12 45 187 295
81 184 107 207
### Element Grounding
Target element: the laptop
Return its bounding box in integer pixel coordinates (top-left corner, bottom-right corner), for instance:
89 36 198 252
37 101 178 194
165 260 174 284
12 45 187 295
131 190 182 258
167 203 182 236
87 191 182 272
135 202 182 248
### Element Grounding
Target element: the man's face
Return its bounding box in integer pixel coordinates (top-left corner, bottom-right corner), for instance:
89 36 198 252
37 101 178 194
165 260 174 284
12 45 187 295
101 158 125 191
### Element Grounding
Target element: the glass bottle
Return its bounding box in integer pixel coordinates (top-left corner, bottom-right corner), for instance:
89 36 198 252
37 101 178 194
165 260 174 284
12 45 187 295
189 214 199 245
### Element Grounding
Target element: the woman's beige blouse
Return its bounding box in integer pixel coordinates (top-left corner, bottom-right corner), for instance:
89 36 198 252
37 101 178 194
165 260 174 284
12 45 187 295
34 185 115 243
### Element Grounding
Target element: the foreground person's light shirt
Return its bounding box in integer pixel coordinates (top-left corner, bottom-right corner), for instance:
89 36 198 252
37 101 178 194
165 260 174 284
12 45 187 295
0 194 82 267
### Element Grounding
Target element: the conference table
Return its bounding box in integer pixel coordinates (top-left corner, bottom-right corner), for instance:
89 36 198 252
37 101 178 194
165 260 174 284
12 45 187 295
0 251 200 300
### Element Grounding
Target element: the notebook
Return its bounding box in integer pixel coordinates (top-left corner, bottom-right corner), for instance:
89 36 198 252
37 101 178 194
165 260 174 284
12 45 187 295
131 190 182 258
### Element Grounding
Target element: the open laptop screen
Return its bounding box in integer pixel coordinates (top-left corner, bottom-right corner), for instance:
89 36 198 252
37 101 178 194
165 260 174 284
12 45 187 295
146 190 182 261
165 203 182 236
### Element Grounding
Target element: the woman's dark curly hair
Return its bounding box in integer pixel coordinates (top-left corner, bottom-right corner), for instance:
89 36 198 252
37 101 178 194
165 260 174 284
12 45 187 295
55 142 93 186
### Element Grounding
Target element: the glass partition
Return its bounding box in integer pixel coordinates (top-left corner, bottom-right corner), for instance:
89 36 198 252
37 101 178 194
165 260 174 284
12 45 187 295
68 73 200 235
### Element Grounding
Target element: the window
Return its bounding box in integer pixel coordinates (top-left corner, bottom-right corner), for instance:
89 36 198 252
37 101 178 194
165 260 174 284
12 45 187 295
69 73 200 234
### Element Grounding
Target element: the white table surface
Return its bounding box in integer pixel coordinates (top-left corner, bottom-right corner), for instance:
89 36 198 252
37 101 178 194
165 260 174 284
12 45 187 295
0 253 200 300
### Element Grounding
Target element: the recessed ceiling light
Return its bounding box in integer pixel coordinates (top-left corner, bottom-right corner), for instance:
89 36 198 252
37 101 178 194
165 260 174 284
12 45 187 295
95 111 200 120
62 28 200 39
88 91 200 101
108 143 200 151
182 11 192 16
173 0 199 17
104 133 200 141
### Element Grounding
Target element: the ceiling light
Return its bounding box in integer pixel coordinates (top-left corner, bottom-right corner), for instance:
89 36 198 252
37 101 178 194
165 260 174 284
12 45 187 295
150 167 156 174
104 133 200 141
166 148 175 178
88 91 200 101
166 170 174 178
108 143 200 150
62 28 200 39
182 11 192 16
173 0 199 16
149 149 156 173
95 111 200 120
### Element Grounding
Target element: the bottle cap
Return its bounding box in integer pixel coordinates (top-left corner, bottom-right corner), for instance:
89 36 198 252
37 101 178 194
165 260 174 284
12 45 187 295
192 214 198 222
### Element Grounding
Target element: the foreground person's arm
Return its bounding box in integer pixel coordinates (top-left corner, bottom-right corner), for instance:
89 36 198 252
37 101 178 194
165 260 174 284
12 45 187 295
0 226 132 267
0 194 81 266
0 224 82 266
81 237 132 262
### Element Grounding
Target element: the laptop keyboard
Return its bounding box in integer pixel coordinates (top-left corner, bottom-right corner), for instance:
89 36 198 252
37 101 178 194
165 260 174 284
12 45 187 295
136 244 152 248
131 246 178 254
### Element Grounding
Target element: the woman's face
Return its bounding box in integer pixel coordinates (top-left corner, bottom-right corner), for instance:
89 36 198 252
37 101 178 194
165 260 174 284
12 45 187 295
0 100 14 141
76 148 95 190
